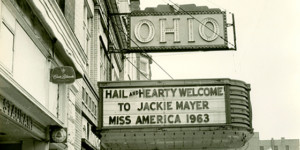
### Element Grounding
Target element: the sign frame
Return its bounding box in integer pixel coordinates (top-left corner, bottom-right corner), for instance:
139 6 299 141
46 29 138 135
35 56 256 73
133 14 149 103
126 9 230 53
50 66 76 84
50 126 68 143
98 79 232 130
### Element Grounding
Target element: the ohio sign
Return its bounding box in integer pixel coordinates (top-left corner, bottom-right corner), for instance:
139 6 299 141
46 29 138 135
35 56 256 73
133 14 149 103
128 5 231 52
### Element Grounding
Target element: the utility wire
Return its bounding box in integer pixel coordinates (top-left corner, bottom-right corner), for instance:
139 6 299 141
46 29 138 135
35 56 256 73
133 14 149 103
102 4 154 80
165 0 239 75
105 12 174 79
125 57 150 80
167 0 235 48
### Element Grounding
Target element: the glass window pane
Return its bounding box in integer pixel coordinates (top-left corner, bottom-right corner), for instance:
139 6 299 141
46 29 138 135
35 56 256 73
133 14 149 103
82 87 85 100
85 92 88 104
0 23 14 72
88 97 92 109
140 61 147 72
260 146 264 150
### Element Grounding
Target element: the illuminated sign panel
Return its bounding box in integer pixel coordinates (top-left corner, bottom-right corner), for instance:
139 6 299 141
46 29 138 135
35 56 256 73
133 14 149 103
102 86 226 128
129 11 228 52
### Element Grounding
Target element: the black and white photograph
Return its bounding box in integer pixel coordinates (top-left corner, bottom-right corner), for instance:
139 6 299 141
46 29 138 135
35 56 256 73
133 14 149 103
0 0 299 149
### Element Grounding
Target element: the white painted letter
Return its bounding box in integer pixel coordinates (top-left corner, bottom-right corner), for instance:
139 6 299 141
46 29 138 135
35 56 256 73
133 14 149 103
159 18 180 43
199 18 220 42
187 18 195 42
134 19 155 43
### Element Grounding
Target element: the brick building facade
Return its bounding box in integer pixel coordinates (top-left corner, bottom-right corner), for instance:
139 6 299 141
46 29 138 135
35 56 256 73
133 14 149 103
0 0 147 149
231 133 300 150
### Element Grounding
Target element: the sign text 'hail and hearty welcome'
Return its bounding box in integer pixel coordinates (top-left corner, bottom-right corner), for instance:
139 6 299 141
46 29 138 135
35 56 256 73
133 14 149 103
102 86 226 128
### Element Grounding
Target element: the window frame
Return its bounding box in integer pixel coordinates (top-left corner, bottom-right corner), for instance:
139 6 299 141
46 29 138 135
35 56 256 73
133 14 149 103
0 20 15 73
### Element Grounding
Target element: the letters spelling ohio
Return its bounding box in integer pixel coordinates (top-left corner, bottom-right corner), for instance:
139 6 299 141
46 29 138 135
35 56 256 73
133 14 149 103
104 86 225 126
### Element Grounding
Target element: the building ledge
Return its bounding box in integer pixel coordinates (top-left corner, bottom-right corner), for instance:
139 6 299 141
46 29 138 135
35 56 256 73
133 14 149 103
0 65 64 129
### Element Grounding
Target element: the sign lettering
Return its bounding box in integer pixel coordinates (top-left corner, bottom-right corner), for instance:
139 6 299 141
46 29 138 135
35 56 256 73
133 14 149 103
50 66 76 84
129 12 228 51
0 95 33 130
103 86 226 128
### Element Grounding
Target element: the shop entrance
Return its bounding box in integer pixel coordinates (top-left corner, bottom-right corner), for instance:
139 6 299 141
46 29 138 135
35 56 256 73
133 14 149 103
0 114 35 149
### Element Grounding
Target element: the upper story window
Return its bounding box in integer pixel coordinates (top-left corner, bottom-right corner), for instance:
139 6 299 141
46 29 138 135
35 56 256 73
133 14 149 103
0 22 14 73
139 60 149 80
83 1 93 76
82 86 97 116
0 4 15 73
83 2 92 56
140 61 147 73
259 146 264 150
286 145 289 150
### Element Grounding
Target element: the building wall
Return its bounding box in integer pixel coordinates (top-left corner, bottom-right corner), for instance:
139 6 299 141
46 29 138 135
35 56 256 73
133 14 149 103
260 138 300 150
0 0 68 149
0 0 131 149
232 133 300 150
0 0 59 118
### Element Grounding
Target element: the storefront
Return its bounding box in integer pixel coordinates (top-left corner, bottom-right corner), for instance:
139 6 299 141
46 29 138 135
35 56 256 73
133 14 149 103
0 76 66 150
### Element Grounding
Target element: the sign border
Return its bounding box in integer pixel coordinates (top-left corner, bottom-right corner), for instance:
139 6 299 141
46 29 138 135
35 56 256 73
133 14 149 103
127 11 229 52
99 83 230 130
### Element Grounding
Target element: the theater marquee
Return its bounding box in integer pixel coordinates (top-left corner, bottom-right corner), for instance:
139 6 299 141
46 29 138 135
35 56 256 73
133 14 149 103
101 85 226 128
127 6 234 52
98 79 253 149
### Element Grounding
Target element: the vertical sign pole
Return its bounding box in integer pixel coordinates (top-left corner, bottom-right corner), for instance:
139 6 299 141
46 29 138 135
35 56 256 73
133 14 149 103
232 14 237 50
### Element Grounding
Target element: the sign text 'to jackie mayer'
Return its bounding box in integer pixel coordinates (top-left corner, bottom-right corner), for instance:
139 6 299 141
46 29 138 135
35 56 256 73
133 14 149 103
102 86 226 128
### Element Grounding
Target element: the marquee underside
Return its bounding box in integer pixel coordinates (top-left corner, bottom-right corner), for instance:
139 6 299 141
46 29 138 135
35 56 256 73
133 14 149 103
100 127 253 150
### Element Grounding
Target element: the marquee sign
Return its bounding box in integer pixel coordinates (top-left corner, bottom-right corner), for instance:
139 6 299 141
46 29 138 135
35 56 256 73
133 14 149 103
98 79 253 149
127 5 232 52
102 86 227 128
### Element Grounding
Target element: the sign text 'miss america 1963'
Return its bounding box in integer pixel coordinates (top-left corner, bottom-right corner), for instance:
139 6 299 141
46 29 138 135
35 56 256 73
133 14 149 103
102 86 226 128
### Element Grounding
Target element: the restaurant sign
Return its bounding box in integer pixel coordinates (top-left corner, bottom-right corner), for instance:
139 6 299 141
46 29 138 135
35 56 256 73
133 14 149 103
102 86 226 128
128 6 231 52
50 66 76 84
0 95 33 130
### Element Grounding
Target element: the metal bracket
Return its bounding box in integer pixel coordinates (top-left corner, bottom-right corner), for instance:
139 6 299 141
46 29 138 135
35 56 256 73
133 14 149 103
109 13 131 16
232 13 237 50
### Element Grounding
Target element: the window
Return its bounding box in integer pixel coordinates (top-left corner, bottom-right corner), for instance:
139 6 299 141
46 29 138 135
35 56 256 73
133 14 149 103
0 22 14 72
87 122 90 140
139 60 148 80
91 101 94 113
82 87 85 100
94 104 97 115
85 92 88 104
274 146 278 150
286 145 289 150
83 2 92 56
83 1 92 77
88 96 92 109
260 146 264 150
140 61 147 73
